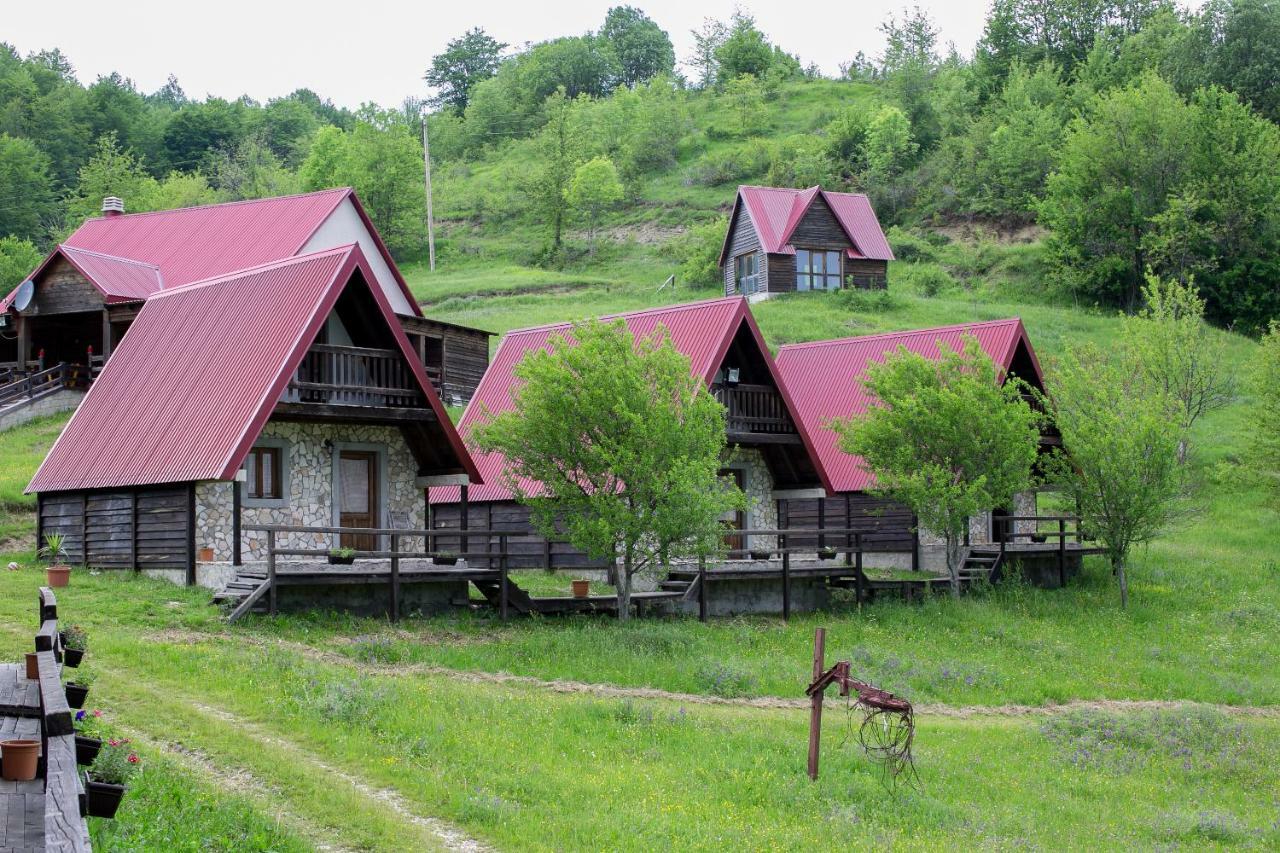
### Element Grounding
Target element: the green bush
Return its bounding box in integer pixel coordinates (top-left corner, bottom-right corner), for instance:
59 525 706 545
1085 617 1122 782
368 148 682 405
835 286 900 312
885 227 938 263
683 140 772 186
896 262 956 297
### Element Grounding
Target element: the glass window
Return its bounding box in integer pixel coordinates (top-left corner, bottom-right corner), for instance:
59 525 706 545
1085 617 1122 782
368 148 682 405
796 248 842 291
246 447 282 500
734 252 760 294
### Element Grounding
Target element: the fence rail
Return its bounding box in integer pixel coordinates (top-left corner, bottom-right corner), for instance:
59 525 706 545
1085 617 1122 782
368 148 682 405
0 362 73 407
284 344 423 408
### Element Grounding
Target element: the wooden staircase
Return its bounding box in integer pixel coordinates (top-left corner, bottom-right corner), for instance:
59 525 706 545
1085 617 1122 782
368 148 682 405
470 577 537 614
957 547 1005 585
213 570 270 619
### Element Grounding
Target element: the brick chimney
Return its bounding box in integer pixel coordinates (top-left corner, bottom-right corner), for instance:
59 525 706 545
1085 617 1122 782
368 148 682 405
101 196 125 218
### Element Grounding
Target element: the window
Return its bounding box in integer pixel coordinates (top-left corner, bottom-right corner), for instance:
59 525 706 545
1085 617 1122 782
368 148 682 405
245 446 283 501
795 249 842 291
734 253 760 294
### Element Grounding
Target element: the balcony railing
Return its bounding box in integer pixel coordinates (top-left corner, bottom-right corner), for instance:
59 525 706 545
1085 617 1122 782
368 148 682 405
711 382 793 434
284 344 424 408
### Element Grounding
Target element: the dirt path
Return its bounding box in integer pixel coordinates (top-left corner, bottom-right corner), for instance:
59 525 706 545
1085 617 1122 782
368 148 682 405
152 629 1280 721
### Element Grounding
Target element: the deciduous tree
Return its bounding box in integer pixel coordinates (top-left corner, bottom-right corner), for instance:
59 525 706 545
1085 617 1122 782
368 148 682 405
425 28 508 113
566 156 623 252
1250 322 1280 499
600 6 676 87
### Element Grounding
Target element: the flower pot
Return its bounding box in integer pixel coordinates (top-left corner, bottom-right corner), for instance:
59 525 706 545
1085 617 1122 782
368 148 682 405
46 565 71 588
65 683 89 709
24 652 39 680
571 579 590 598
328 554 355 565
197 547 214 562
84 773 127 819
75 735 101 766
818 549 838 561
0 739 40 781
63 647 84 668
433 556 458 566
750 550 772 561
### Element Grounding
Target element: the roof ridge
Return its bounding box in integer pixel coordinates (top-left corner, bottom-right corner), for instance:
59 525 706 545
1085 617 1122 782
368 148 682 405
778 318 1023 352
74 187 351 224
147 244 357 298
60 245 161 270
501 296 744 337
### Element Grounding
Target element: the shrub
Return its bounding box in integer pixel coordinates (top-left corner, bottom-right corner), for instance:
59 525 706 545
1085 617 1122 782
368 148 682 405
696 662 757 698
896 262 956 297
666 217 728 288
62 624 87 651
836 287 900 313
684 140 772 186
885 227 938 263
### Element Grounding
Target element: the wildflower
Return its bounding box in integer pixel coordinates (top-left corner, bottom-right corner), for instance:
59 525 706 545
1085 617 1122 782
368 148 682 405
75 710 85 721
127 753 139 764
92 709 102 717
108 738 120 747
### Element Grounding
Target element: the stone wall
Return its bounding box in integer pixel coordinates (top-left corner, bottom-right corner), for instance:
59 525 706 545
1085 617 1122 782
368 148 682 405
194 420 424 564
0 388 84 432
722 447 777 550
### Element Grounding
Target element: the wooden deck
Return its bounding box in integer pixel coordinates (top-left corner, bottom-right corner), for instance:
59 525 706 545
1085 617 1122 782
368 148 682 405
0 665 41 718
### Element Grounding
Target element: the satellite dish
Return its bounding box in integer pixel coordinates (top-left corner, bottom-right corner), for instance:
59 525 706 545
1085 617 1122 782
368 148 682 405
12 280 34 313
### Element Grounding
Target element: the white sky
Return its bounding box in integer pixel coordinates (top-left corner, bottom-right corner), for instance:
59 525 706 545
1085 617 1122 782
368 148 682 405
2 1 994 109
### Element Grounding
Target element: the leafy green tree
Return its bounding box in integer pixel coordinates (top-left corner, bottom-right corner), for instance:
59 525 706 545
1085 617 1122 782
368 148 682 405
472 319 743 620
518 36 619 101
147 74 187 110
66 133 160 222
1045 342 1182 608
161 98 251 173
765 134 838 189
824 108 870 174
879 5 943 149
668 217 727 288
831 335 1041 597
144 171 222 211
209 134 300 200
600 6 675 86
1249 322 1280 498
715 12 775 83
523 90 584 253
298 125 349 190
687 17 729 88
721 74 766 136
1192 0 1280 122
260 97 319 166
425 27 508 113
0 134 57 242
566 156 623 251
0 236 42 291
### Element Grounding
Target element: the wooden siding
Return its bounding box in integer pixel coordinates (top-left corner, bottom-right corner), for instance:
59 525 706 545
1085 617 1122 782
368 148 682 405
29 258 102 316
400 317 491 406
430 501 608 570
38 485 191 570
780 493 915 551
722 208 767 297
845 258 888 289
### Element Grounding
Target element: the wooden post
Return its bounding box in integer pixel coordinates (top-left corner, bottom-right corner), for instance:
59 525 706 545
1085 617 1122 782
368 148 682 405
232 480 242 567
817 498 826 550
459 484 469 560
498 534 509 621
129 489 138 572
807 627 826 781
698 554 708 623
781 532 791 621
854 533 864 611
911 514 920 572
186 483 196 585
100 310 112 360
267 530 277 616
1058 517 1066 588
389 532 400 622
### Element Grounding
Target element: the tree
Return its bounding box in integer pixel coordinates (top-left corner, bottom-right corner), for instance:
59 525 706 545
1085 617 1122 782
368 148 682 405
1193 0 1280 122
668 217 727 288
600 6 675 87
688 17 729 88
523 90 583 253
209 134 300 200
1045 342 1182 608
831 336 1041 597
66 133 160 222
566 156 623 252
721 74 766 136
865 105 916 181
0 236 42 291
425 27 507 113
471 319 743 620
0 134 57 242
1250 322 1280 498
1123 273 1235 463
715 12 775 83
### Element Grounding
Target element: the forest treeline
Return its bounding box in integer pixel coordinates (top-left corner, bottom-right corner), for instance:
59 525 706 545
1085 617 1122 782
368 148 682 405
1 1 1278 331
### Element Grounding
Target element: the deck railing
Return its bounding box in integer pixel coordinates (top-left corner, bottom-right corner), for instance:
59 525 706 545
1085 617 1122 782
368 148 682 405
0 362 78 407
284 344 423 408
711 383 793 434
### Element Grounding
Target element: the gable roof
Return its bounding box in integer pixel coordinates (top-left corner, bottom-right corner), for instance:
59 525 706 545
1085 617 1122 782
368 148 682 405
28 244 478 494
774 318 1042 493
431 297 831 504
719 185 895 266
2 188 422 316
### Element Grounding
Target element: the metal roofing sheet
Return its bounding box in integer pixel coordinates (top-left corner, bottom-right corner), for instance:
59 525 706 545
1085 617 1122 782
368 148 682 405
735 185 895 261
60 246 163 302
774 319 1035 493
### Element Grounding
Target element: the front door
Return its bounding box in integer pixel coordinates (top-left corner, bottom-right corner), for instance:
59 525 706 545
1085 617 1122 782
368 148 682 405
720 468 745 556
338 450 379 551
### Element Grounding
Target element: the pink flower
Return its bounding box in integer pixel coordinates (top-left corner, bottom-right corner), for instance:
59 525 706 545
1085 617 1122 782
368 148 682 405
107 738 120 747
92 709 103 717
127 754 139 764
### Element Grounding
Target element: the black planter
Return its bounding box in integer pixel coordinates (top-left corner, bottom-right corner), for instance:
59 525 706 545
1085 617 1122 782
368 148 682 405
63 648 84 668
433 556 459 566
818 549 838 561
750 551 772 561
84 773 126 819
65 683 89 709
328 554 355 565
75 736 101 766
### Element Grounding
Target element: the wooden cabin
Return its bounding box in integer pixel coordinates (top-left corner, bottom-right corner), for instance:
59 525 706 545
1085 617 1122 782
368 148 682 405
0 190 491 412
718 185 894 301
27 245 480 588
774 318 1059 567
428 297 832 566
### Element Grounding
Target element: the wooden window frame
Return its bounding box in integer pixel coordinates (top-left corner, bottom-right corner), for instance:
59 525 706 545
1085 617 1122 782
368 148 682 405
795 248 843 292
243 440 289 507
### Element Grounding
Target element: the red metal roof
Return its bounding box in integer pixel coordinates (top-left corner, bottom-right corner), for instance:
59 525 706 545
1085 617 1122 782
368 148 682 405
28 245 478 494
60 246 164 302
774 319 1041 493
721 186 895 266
431 297 830 504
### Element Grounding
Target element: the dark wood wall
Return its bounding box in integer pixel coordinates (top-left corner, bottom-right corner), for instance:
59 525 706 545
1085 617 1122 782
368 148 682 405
429 501 608 570
779 493 915 551
722 207 767 297
38 484 193 574
400 317 491 407
28 259 102 316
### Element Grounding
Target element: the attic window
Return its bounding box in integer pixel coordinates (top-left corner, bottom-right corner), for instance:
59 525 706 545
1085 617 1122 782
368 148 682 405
796 249 841 291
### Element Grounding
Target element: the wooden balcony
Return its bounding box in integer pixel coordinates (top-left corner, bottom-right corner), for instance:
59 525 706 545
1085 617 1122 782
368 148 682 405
711 382 798 443
279 344 426 419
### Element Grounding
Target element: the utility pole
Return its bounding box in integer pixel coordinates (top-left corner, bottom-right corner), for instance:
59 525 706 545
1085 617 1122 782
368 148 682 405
421 108 436 272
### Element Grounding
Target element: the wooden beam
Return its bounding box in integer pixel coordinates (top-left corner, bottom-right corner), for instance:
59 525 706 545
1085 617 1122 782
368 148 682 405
186 482 196 586
272 402 438 424
232 480 242 566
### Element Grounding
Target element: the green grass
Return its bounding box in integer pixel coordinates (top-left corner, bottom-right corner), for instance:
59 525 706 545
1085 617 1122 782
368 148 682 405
0 412 70 549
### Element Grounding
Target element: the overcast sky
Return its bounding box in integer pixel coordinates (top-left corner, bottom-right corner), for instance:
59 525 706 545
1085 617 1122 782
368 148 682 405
2 1 996 109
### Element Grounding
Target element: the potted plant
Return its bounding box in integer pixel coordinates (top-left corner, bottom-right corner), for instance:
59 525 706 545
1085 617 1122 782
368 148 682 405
74 709 106 766
0 738 40 781
571 579 590 598
65 669 94 709
85 738 140 818
749 548 772 561
40 532 71 587
328 547 356 566
24 651 39 680
818 546 838 561
433 552 459 566
197 546 214 562
61 624 87 667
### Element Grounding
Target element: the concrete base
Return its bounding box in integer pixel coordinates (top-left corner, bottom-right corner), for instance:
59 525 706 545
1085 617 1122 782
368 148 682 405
269 579 468 617
0 388 84 432
999 550 1083 588
675 575 831 617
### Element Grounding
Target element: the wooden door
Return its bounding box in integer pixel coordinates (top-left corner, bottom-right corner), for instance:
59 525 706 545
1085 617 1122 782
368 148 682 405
338 451 378 551
720 468 745 555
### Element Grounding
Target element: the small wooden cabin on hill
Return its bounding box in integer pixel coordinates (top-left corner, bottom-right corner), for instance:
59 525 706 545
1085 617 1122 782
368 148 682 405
0 190 490 409
719 185 894 301
27 244 480 587
428 297 831 566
